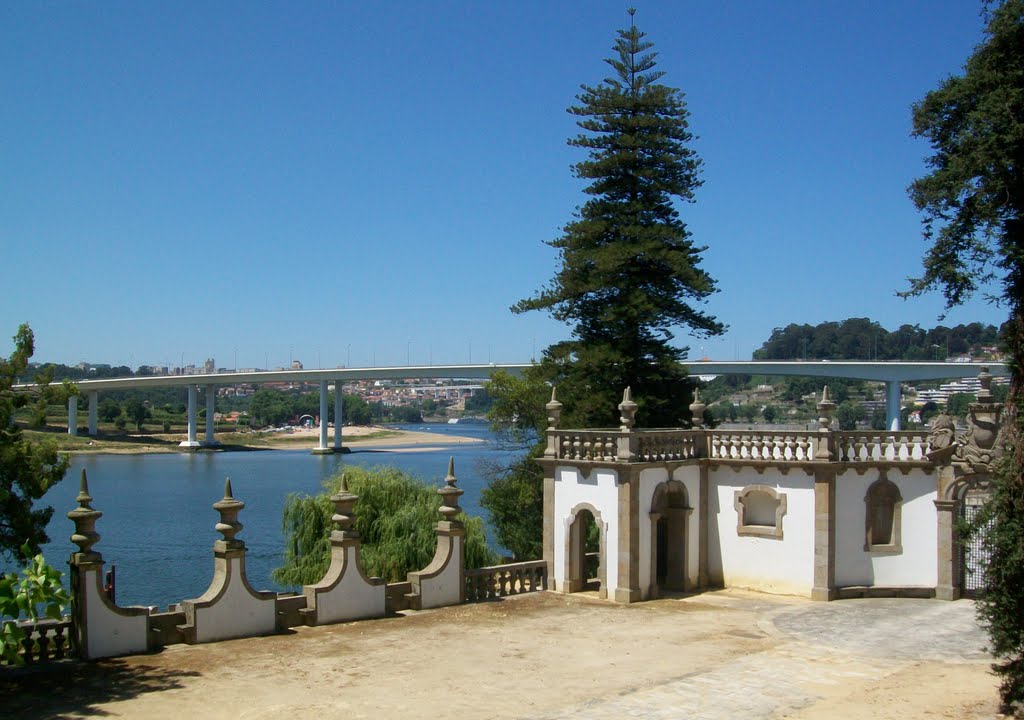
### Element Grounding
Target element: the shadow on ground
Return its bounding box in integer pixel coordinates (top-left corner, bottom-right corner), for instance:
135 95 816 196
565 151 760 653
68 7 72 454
1 658 201 718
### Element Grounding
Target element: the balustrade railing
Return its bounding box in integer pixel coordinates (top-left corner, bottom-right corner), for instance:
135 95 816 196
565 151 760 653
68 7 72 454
465 560 548 602
706 430 817 462
547 428 933 466
555 430 619 461
635 430 700 462
2 617 74 666
834 431 930 462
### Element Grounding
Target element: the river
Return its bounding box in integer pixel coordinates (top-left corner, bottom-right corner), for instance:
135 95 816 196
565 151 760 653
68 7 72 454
17 423 522 610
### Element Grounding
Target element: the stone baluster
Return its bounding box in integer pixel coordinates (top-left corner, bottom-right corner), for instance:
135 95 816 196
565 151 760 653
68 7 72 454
545 387 563 458
616 387 638 461
67 469 149 660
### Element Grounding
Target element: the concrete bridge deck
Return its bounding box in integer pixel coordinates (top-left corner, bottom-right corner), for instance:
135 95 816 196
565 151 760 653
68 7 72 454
3 590 999 719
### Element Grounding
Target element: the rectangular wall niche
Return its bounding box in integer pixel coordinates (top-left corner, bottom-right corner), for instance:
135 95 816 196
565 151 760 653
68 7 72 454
734 485 787 539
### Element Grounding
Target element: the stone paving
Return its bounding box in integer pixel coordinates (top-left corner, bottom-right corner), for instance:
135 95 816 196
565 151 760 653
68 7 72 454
538 595 991 720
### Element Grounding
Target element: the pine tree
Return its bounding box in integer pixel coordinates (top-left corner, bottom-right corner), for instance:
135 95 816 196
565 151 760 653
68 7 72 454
513 9 723 429
903 2 1024 713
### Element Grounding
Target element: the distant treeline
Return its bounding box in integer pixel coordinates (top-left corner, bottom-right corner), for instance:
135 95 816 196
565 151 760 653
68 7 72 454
752 318 1005 361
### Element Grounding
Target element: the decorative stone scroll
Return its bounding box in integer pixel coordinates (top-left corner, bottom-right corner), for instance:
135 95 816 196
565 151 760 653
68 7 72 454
67 469 150 660
952 366 1004 474
178 478 276 643
407 457 466 609
301 474 386 625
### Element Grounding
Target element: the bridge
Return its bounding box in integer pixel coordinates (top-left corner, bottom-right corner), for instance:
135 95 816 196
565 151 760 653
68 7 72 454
26 361 1008 452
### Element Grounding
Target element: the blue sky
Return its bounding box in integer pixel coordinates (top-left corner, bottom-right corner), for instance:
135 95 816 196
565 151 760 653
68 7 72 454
0 1 1006 370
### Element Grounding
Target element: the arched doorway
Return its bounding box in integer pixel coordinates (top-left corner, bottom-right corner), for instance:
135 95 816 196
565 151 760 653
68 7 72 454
650 481 690 597
565 504 604 594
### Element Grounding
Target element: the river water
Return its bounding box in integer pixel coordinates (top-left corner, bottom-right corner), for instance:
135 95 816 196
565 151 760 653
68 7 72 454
19 423 521 610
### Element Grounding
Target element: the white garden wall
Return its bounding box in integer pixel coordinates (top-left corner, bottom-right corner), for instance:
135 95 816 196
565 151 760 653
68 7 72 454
834 468 938 588
707 468 815 596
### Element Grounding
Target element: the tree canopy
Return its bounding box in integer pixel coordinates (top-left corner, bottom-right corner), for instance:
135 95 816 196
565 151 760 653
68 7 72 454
903 2 1024 712
0 325 71 561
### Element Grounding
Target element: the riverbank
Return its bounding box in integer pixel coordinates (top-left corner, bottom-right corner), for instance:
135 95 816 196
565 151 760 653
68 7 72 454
22 424 485 455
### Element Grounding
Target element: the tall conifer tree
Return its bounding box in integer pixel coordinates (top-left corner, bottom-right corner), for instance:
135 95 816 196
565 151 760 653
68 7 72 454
514 9 722 428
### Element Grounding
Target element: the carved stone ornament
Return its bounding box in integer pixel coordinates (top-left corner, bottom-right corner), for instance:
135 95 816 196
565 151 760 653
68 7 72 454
951 366 1004 474
437 456 464 525
619 387 638 432
927 412 957 461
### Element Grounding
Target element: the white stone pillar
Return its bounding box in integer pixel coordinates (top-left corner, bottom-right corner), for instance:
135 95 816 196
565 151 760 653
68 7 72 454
333 382 343 452
87 391 98 436
313 379 331 453
68 394 78 436
180 385 200 448
886 380 901 431
203 385 218 446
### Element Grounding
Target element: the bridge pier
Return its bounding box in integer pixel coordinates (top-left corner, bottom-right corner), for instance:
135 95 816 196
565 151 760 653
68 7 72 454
68 394 78 435
202 384 219 447
87 391 98 436
312 379 333 454
886 380 902 431
180 384 201 449
333 381 344 452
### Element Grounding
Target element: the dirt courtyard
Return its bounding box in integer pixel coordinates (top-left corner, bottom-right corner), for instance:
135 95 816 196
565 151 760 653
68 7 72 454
2 590 1002 719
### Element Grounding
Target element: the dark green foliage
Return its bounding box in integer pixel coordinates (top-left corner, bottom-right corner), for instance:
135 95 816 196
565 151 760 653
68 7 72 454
754 318 1003 361
835 400 865 431
123 398 150 431
0 325 71 561
903 2 1024 713
480 449 545 561
98 398 121 422
273 465 498 587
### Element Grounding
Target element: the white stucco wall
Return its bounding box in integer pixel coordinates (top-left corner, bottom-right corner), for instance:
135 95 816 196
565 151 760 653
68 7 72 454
707 468 815 596
417 535 463 609
308 545 386 623
637 468 667 599
636 466 702 599
834 468 938 588
82 567 149 659
191 556 277 643
552 466 619 593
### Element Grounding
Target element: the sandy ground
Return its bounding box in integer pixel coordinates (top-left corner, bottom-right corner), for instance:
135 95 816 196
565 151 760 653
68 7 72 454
1 590 1002 720
52 424 484 455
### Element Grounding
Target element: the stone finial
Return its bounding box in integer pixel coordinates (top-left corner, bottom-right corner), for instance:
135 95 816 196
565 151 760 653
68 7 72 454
546 386 563 430
689 387 706 428
619 387 638 431
68 469 102 560
817 386 836 431
976 365 993 402
213 477 245 549
437 456 464 525
330 473 359 539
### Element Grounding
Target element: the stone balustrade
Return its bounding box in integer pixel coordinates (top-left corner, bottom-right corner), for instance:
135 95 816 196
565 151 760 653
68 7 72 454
464 560 548 602
834 431 930 463
557 430 620 461
2 617 73 666
706 430 818 462
635 430 701 462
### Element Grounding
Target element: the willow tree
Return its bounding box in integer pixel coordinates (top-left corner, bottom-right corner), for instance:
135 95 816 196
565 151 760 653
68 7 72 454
513 9 723 428
902 1 1024 712
274 465 497 586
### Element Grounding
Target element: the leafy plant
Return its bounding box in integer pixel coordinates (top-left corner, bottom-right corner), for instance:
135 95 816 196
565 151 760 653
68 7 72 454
0 543 70 665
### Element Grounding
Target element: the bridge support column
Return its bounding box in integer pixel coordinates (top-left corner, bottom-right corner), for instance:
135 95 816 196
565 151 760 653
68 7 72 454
87 391 98 436
68 394 78 436
203 385 219 447
312 380 332 454
180 385 200 449
886 380 901 431
333 381 343 452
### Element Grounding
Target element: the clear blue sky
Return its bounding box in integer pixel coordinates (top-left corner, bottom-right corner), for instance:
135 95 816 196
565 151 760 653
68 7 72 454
0 1 1006 370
